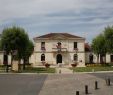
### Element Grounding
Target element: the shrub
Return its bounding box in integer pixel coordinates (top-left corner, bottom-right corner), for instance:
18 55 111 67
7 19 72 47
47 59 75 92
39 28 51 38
71 63 77 67
45 63 50 68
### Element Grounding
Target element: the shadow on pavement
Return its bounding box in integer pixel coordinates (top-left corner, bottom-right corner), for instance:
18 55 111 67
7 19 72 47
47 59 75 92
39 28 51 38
0 74 47 95
88 72 113 82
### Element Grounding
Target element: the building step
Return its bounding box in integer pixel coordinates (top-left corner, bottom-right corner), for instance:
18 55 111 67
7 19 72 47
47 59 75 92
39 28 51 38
56 68 73 74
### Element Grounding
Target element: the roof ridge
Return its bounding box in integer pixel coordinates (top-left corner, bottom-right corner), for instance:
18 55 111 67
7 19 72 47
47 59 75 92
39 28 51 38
34 32 84 39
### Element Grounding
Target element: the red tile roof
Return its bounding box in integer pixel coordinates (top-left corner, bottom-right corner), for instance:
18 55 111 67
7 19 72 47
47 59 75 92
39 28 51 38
85 43 91 52
34 33 84 39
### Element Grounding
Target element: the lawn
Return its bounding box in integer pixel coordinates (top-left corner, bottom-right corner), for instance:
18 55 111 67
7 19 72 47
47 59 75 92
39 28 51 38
0 65 56 73
23 67 56 73
0 65 5 71
71 66 113 72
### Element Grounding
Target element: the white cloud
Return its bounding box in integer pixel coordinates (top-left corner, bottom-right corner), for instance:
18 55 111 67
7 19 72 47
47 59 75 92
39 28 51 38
0 0 113 21
0 0 113 42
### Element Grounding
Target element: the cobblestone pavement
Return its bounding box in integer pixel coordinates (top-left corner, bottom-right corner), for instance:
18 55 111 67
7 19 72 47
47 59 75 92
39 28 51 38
0 73 113 95
39 73 113 95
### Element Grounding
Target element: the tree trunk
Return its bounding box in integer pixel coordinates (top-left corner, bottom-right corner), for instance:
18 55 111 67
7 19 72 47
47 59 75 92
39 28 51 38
23 58 26 70
18 59 21 72
97 54 99 63
28 58 29 64
104 54 106 63
11 54 13 71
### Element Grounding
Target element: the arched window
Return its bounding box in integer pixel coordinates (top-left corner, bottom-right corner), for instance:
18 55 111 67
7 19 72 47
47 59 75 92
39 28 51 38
41 54 45 61
73 54 78 61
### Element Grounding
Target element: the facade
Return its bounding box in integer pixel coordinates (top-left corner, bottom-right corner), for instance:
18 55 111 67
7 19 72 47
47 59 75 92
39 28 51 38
30 33 85 67
0 51 11 65
0 33 113 67
0 34 12 65
85 43 112 63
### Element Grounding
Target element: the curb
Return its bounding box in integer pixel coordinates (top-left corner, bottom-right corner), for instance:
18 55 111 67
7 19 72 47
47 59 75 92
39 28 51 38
73 71 113 74
0 72 55 75
0 71 113 75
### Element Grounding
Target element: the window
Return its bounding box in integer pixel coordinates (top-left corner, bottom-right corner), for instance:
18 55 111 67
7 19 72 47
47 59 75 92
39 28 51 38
74 42 77 49
73 54 78 61
41 54 45 61
57 42 62 51
57 42 61 48
57 42 61 46
41 42 45 50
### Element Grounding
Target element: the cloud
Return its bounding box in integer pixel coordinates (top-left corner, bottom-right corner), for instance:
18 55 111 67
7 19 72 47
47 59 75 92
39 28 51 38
0 0 113 42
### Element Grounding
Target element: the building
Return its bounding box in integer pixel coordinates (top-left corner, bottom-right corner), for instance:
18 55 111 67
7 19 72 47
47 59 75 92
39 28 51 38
85 43 112 64
30 33 85 67
0 32 113 67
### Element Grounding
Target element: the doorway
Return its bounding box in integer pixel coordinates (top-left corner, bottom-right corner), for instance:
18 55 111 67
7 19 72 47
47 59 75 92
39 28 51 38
110 55 113 62
56 54 62 64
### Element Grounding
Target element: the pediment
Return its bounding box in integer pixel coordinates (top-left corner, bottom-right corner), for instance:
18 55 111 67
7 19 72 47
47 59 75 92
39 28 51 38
50 34 68 40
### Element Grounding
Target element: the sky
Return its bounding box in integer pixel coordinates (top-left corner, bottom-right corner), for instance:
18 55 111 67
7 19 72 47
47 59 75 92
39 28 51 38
0 0 113 43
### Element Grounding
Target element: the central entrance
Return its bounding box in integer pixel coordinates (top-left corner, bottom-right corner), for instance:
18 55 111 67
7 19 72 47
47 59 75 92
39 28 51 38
56 54 62 64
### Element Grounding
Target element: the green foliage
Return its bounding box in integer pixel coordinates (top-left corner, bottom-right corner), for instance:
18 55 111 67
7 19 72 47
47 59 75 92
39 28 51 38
0 40 2 51
91 25 113 63
1 26 30 60
23 40 34 62
91 26 113 55
91 34 106 55
71 67 113 72
104 26 113 53
23 67 55 73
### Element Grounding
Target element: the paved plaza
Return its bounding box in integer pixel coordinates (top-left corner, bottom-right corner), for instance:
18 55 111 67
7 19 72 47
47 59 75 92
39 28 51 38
0 73 113 95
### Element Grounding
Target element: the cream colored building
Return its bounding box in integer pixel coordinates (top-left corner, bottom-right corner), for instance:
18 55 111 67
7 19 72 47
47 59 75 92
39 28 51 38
0 33 113 67
85 43 112 64
30 33 86 67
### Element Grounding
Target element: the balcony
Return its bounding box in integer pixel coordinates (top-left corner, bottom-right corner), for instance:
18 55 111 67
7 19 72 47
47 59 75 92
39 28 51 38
41 47 46 52
52 46 67 52
73 48 78 52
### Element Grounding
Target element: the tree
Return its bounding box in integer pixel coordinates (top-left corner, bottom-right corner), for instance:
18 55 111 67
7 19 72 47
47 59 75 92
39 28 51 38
91 34 107 63
23 40 34 70
1 26 29 71
104 26 113 54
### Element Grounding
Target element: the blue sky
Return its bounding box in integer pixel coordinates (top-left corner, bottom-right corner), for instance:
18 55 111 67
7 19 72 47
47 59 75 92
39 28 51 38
0 0 113 43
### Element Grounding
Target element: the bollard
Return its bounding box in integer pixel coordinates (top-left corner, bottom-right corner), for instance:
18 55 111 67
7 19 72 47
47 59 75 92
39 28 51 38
59 69 61 74
85 85 88 94
95 81 98 90
108 78 111 86
76 91 79 95
106 78 111 86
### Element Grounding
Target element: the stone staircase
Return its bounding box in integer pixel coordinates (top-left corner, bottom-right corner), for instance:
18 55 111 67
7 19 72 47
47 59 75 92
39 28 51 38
56 67 73 74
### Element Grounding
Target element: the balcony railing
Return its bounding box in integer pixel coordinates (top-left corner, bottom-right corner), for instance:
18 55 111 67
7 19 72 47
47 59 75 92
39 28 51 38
41 47 46 51
73 48 78 52
52 47 67 52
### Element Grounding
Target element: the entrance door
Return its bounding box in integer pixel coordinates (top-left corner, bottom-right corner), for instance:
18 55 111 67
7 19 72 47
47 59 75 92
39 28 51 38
3 55 8 65
110 55 113 62
57 54 62 64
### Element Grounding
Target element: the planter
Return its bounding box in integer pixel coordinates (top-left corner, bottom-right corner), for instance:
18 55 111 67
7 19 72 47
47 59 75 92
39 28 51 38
71 63 77 67
45 63 50 68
